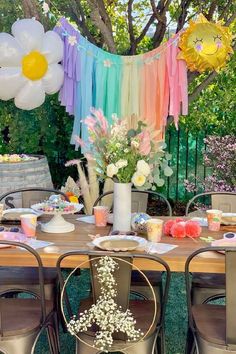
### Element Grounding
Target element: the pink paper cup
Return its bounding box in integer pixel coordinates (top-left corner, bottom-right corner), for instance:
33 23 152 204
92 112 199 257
20 214 37 237
206 209 222 231
146 219 164 242
93 206 108 227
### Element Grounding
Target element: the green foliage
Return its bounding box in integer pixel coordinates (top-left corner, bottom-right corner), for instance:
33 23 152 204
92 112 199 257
180 51 236 135
0 96 80 187
0 0 235 193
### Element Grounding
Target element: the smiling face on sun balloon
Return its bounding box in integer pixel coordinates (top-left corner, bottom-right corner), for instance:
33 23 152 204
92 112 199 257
178 14 233 72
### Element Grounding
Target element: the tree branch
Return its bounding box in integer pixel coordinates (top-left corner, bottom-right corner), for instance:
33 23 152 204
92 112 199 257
205 0 217 21
176 0 192 33
69 0 98 45
152 0 171 47
22 0 41 20
127 0 136 54
86 0 116 52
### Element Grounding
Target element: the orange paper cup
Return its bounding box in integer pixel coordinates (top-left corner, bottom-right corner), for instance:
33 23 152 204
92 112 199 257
93 206 108 227
20 214 37 237
146 219 164 242
206 209 222 231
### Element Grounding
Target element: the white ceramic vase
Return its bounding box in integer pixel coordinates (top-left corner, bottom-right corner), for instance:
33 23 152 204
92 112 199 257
113 182 132 231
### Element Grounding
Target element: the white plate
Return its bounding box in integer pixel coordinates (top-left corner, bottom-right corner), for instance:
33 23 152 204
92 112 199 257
2 208 43 221
221 213 236 225
92 235 147 252
31 202 83 215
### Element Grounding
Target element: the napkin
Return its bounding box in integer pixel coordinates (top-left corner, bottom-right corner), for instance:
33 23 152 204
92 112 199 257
25 239 54 250
77 215 95 224
191 217 208 227
145 242 178 254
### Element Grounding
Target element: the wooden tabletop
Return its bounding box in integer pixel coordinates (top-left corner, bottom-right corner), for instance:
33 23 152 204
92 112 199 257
0 215 235 272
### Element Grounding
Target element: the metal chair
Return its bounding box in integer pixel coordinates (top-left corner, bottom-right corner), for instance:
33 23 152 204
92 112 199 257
0 240 59 354
185 246 236 354
185 191 236 216
185 192 236 305
0 187 69 209
57 251 171 354
0 188 69 300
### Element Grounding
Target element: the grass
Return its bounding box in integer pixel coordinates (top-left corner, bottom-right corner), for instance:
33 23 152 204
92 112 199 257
35 272 188 354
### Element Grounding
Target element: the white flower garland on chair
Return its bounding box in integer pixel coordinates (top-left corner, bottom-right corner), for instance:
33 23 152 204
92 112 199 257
67 256 143 352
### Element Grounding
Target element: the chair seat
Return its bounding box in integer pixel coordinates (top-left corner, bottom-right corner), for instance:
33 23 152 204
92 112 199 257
0 267 58 286
0 298 53 337
79 298 160 337
192 273 225 289
131 271 162 287
192 304 226 345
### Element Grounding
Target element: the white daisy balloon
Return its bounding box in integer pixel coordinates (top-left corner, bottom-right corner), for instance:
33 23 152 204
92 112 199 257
0 19 64 110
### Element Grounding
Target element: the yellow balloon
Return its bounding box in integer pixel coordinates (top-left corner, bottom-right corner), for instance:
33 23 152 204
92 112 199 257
178 14 233 72
22 51 48 80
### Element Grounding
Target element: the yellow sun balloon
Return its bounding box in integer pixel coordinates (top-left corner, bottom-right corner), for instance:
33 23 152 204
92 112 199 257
178 14 233 72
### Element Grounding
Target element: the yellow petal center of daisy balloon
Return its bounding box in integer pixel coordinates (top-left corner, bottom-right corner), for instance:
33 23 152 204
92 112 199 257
22 51 48 80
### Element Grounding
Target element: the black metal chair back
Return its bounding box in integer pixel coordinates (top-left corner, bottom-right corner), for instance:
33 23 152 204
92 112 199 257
0 187 69 209
185 192 236 216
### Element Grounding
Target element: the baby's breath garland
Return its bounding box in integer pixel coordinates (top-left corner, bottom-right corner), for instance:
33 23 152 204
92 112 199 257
67 256 143 352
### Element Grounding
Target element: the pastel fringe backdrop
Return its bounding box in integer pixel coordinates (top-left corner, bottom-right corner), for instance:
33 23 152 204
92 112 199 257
54 18 188 149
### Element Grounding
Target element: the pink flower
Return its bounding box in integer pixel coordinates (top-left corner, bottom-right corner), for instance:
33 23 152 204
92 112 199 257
74 136 86 148
84 116 96 132
65 159 81 167
91 108 108 134
137 130 151 156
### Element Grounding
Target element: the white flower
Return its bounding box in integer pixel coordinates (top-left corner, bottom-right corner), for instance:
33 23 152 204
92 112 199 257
132 172 146 187
115 159 128 169
0 19 64 110
107 164 118 178
115 143 121 148
42 2 50 14
68 35 77 46
124 148 129 153
131 140 139 149
136 160 151 176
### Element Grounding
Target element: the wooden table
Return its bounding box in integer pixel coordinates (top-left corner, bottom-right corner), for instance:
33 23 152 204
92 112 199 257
0 215 234 272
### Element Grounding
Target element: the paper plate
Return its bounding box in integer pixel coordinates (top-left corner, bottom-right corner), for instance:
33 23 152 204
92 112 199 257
2 208 43 221
92 235 147 252
221 213 236 226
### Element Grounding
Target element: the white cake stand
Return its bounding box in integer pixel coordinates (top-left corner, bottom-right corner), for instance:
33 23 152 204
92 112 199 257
31 203 84 233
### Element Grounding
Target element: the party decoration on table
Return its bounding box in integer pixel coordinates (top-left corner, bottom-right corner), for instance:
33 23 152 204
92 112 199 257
164 219 202 238
67 256 143 351
131 213 151 233
75 108 173 231
54 18 188 147
178 14 233 72
0 154 38 163
65 159 114 215
31 195 83 233
61 176 81 203
0 18 64 110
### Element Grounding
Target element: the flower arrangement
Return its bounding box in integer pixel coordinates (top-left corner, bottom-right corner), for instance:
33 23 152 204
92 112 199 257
76 108 173 190
67 256 143 352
